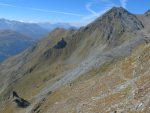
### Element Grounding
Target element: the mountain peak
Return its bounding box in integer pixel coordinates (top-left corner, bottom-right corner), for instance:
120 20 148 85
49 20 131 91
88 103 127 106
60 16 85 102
109 7 127 12
145 9 150 17
85 6 144 46
102 7 130 19
92 6 143 30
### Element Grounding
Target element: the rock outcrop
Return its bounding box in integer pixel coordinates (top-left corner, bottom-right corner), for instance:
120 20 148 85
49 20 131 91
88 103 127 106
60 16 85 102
54 38 67 49
12 91 30 108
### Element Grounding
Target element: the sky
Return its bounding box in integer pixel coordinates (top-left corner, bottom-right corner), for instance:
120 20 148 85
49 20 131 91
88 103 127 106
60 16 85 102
0 0 150 26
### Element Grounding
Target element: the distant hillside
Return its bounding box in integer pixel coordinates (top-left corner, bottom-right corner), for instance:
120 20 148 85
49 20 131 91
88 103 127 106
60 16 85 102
38 22 77 31
0 30 34 62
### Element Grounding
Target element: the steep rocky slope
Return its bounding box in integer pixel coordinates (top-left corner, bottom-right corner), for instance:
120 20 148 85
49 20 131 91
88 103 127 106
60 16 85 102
0 7 150 113
29 42 150 113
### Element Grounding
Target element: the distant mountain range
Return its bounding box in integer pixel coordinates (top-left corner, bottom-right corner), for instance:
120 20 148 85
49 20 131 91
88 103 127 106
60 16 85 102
0 18 77 40
38 22 77 31
0 18 77 62
0 19 49 40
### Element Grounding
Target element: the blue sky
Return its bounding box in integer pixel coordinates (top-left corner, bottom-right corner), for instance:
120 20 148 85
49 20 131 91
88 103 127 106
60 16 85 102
0 0 150 26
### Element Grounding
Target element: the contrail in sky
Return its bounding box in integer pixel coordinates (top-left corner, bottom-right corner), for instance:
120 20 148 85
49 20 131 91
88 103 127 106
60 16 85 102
0 3 84 17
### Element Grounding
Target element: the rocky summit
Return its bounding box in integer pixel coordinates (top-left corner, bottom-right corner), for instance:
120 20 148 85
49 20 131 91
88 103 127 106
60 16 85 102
0 7 150 113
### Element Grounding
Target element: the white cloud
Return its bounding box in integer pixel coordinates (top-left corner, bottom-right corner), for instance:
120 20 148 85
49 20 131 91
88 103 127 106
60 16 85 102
28 8 84 17
120 0 128 8
86 2 99 17
0 3 17 7
0 2 84 17
82 6 111 22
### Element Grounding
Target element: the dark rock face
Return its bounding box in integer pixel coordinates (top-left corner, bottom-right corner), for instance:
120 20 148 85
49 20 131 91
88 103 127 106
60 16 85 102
13 91 19 98
14 98 31 108
12 91 30 108
54 38 67 49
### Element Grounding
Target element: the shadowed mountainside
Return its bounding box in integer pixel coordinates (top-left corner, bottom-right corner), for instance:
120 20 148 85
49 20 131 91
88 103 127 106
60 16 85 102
0 30 34 62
